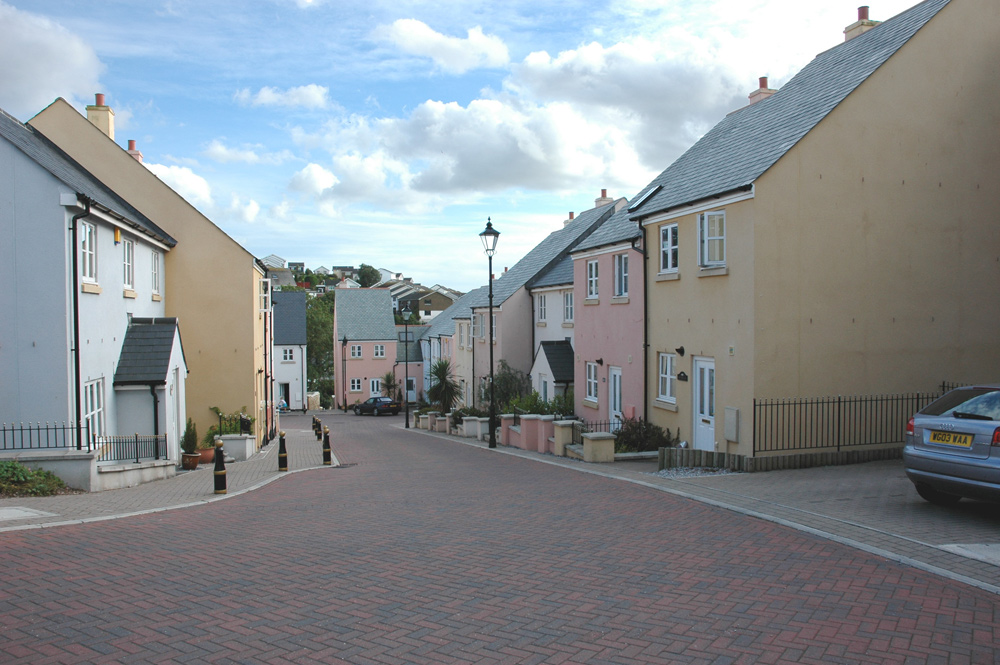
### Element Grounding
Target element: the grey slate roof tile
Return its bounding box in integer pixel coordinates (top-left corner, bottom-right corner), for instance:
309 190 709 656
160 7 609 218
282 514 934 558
629 0 950 220
423 287 489 338
573 206 640 253
0 108 176 247
531 254 575 289
113 318 183 385
540 340 574 384
334 288 397 341
272 291 307 345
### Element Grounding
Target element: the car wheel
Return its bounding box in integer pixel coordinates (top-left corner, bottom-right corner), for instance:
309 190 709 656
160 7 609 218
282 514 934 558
373 407 380 416
915 483 962 506
392 410 399 416
354 407 361 415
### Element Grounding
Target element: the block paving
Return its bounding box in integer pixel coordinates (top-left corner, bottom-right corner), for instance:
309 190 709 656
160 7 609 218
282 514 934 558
0 412 996 664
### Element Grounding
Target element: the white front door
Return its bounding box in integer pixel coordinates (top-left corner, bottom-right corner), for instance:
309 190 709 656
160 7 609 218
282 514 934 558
609 366 623 431
693 357 715 451
370 378 381 398
406 377 416 403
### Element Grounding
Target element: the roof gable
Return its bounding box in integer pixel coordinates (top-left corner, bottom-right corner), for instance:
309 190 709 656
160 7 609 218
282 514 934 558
630 0 950 220
335 288 397 341
272 291 307 345
113 318 184 385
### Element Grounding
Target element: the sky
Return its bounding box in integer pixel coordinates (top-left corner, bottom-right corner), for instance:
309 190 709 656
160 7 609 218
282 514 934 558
0 0 919 292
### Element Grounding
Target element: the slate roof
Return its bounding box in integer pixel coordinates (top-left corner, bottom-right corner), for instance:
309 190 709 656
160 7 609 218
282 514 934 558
629 0 950 221
531 254 574 289
574 205 640 253
272 291 307 346
268 268 298 288
423 287 489 338
396 326 426 362
468 202 619 308
334 288 396 341
0 108 176 247
540 340 574 384
113 318 184 386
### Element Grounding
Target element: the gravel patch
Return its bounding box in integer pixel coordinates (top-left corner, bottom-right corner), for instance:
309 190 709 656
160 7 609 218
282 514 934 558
651 467 740 479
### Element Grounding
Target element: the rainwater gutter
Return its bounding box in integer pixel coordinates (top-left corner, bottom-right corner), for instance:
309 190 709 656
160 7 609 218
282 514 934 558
70 196 92 450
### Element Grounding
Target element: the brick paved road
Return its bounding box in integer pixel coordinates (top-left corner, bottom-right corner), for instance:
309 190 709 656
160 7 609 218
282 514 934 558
1 414 997 664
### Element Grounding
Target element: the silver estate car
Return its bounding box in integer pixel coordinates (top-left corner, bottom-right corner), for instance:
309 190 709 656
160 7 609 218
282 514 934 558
903 384 1000 505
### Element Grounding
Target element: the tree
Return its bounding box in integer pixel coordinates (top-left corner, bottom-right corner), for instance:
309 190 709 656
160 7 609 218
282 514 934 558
427 359 461 414
381 371 401 400
305 291 336 389
358 263 380 288
490 360 531 410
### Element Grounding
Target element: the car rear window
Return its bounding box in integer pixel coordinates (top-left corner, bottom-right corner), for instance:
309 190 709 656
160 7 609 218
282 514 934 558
921 388 1000 419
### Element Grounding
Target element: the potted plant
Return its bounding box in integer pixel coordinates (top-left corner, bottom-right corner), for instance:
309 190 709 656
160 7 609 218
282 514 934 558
198 425 218 464
181 418 200 470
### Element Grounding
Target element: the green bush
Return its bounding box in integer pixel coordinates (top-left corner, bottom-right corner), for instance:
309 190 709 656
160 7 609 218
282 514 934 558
451 405 489 420
0 461 67 497
502 389 575 418
614 418 676 453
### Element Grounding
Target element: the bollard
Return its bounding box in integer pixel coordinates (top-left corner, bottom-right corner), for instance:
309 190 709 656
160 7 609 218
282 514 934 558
213 437 227 494
314 417 322 441
311 416 318 436
322 426 332 466
278 430 288 472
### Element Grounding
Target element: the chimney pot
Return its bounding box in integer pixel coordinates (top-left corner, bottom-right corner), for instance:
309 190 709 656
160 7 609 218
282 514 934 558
95 93 105 107
128 139 136 150
858 6 869 21
569 212 575 220
601 189 607 197
759 76 768 89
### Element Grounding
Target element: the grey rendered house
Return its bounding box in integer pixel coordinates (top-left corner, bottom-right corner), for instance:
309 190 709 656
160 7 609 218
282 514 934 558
0 108 186 490
272 291 308 412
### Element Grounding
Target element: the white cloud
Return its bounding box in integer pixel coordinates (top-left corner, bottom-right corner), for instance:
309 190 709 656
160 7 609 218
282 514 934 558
203 139 294 165
289 163 339 196
228 194 261 223
144 163 213 207
0 2 104 119
373 19 509 74
234 84 331 110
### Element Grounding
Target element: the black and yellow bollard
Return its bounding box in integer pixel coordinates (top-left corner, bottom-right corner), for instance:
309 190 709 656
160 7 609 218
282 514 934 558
322 426 332 466
278 430 288 471
213 438 227 494
314 417 322 441
311 416 318 436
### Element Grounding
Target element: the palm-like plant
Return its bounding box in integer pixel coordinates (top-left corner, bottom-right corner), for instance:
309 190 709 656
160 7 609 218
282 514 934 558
381 371 401 401
427 359 461 413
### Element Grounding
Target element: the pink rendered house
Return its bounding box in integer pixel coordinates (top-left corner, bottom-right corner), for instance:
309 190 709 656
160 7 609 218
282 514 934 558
333 288 398 409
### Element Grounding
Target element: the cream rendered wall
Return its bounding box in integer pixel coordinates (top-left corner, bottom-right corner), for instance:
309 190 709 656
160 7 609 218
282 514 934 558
29 99 267 441
752 0 1000 400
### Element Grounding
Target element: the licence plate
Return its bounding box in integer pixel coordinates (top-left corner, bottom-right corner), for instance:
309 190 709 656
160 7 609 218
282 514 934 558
930 430 973 447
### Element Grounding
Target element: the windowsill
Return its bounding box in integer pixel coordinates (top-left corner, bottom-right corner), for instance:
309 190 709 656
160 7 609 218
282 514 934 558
698 266 728 277
611 296 629 305
536 322 547 327
656 272 680 282
123 288 137 299
281 361 295 364
583 398 599 410
584 298 600 306
653 399 678 412
562 322 574 328
81 282 102 294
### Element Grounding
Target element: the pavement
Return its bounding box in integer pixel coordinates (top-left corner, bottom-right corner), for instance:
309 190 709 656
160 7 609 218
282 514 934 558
2 411 998 596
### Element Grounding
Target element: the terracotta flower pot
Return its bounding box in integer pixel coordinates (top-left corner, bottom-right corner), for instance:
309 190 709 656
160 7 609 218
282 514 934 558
198 448 215 464
181 453 200 470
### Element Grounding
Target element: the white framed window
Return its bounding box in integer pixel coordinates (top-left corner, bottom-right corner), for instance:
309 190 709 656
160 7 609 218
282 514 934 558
472 314 481 339
83 378 105 437
491 314 496 341
350 378 362 392
122 238 134 289
585 362 599 402
614 254 628 297
283 349 294 361
699 211 726 267
350 344 362 358
151 251 161 294
424 310 431 316
563 291 574 322
587 260 599 298
459 324 466 348
660 223 679 273
658 353 676 403
374 344 385 358
370 378 381 396
81 221 97 282
537 294 547 322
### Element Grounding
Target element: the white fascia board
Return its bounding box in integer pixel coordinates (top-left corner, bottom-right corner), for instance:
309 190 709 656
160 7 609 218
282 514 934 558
68 201 174 252
529 283 571 295
571 240 637 261
639 187 755 227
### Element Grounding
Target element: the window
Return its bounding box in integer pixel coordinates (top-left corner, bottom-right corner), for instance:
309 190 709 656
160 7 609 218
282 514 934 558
151 251 160 294
81 221 97 282
586 363 599 402
563 291 574 322
424 310 431 316
660 223 679 273
122 238 134 289
472 314 481 339
350 378 362 392
83 378 105 437
587 260 599 298
350 344 362 358
374 344 385 358
614 254 628 297
283 349 294 361
424 298 432 305
658 353 676 403
491 314 496 341
699 211 726 267
459 324 466 348
537 294 547 321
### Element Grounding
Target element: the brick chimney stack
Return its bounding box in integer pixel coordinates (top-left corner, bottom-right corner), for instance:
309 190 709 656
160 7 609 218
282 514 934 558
594 188 613 208
844 6 881 41
127 139 144 163
748 76 777 105
86 93 115 140
564 211 576 227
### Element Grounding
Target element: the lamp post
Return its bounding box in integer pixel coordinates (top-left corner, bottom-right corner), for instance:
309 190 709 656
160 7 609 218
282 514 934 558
341 334 348 413
479 218 500 448
401 303 411 428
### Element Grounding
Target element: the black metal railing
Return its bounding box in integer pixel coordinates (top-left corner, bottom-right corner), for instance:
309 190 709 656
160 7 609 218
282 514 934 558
94 434 167 464
753 391 943 455
219 413 253 436
1 422 92 451
571 419 620 446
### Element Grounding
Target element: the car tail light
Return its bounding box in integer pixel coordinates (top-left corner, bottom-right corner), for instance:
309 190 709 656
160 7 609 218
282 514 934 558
906 418 915 437
992 428 1000 447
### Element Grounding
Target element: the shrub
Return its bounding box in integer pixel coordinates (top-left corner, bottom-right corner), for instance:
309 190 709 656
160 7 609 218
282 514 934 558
0 461 67 497
181 418 198 454
614 418 676 453
451 405 489 420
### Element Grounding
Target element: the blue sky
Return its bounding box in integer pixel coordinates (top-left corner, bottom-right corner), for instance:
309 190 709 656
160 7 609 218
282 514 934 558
1 0 917 291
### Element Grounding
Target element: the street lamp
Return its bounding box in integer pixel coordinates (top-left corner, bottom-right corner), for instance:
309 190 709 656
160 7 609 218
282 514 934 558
401 302 411 428
479 218 500 448
341 334 349 413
